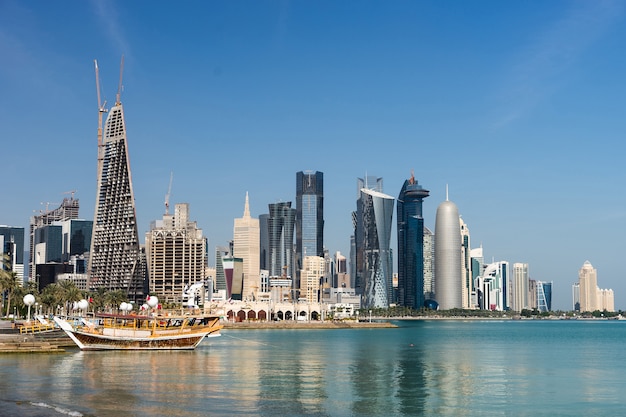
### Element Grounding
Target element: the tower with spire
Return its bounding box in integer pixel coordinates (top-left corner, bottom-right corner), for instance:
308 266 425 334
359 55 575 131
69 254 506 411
434 185 462 310
233 192 261 300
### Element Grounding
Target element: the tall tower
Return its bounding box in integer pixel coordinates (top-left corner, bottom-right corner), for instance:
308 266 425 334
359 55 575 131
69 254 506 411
296 171 324 290
268 202 296 280
512 262 529 312
396 172 429 309
88 59 146 301
460 218 473 309
355 187 395 308
578 260 598 312
352 176 383 295
434 190 462 310
233 192 260 301
423 227 435 303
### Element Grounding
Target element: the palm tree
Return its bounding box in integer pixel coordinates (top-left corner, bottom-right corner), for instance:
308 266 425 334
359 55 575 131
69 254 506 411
58 280 82 314
1 271 22 318
104 289 128 313
41 283 64 315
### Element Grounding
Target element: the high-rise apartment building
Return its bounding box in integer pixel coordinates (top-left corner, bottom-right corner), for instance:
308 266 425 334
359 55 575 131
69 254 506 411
146 203 207 304
233 193 260 301
0 226 25 285
578 261 598 312
396 173 429 309
578 261 615 312
434 194 462 310
301 255 325 303
88 69 146 302
354 185 395 309
512 263 529 312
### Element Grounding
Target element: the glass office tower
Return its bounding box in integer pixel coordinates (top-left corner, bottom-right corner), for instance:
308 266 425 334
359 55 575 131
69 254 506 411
397 174 429 309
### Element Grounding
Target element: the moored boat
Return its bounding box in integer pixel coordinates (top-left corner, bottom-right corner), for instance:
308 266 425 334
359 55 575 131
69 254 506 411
53 313 223 351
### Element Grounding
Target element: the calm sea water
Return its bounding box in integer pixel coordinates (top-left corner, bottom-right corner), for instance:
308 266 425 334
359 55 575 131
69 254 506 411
1 320 625 416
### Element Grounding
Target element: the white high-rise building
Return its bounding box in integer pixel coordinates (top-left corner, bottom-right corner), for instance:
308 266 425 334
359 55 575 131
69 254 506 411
301 256 325 303
578 261 598 312
512 263 529 312
233 192 260 301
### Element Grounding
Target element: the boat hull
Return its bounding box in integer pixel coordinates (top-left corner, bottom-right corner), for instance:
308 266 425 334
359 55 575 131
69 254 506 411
54 316 222 351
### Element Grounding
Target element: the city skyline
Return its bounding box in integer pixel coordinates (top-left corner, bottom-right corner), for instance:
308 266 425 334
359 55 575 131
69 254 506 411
1 1 625 310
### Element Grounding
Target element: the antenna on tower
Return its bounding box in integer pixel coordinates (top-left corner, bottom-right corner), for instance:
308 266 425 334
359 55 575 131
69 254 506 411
116 55 124 106
165 172 173 215
446 184 449 201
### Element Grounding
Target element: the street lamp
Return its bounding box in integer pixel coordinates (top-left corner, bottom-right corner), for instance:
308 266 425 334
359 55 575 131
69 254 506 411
23 294 35 323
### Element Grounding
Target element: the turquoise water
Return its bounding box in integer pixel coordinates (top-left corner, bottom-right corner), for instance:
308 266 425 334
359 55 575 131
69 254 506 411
1 320 625 416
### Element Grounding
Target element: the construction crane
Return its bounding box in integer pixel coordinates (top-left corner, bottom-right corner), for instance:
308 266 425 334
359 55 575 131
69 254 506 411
94 60 108 164
165 172 173 215
116 55 124 106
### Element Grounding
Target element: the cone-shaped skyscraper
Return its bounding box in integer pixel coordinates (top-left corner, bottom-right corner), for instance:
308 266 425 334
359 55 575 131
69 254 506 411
434 188 462 310
88 59 146 302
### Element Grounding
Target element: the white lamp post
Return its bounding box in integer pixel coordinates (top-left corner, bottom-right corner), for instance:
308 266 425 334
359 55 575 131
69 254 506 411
23 294 35 323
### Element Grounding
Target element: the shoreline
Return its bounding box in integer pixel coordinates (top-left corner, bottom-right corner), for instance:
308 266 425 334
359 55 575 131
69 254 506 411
222 320 397 329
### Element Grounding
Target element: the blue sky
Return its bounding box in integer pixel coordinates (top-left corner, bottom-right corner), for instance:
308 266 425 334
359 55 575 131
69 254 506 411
1 1 625 311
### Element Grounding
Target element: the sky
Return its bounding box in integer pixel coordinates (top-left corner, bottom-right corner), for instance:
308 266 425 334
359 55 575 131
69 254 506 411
1 1 625 311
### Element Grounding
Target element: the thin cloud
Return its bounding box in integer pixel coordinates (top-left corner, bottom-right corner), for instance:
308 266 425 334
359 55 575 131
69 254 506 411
92 0 132 58
492 0 624 128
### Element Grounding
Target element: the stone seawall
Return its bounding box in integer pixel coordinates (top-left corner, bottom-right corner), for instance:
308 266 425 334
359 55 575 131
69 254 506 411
222 320 397 329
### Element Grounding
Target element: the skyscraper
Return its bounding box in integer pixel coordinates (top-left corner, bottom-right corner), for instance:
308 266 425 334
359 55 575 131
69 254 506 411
0 226 25 285
396 173 429 309
145 203 207 304
233 192 260 301
578 261 598 312
88 61 146 301
476 261 509 311
296 171 324 291
434 192 462 310
460 217 473 309
537 281 552 312
355 186 395 308
352 176 383 295
512 262 529 312
267 202 296 283
423 227 435 303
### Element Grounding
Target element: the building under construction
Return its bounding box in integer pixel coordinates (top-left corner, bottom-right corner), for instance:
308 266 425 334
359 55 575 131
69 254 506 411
87 59 146 302
29 195 79 282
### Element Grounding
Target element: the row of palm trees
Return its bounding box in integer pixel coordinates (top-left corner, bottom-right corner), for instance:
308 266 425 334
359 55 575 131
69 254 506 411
0 254 130 319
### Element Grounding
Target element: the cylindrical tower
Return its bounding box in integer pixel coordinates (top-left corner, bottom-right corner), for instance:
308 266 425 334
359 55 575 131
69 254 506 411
434 199 462 309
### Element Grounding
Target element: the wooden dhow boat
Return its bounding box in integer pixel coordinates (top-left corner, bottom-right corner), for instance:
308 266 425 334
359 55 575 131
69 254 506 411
53 313 223 351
